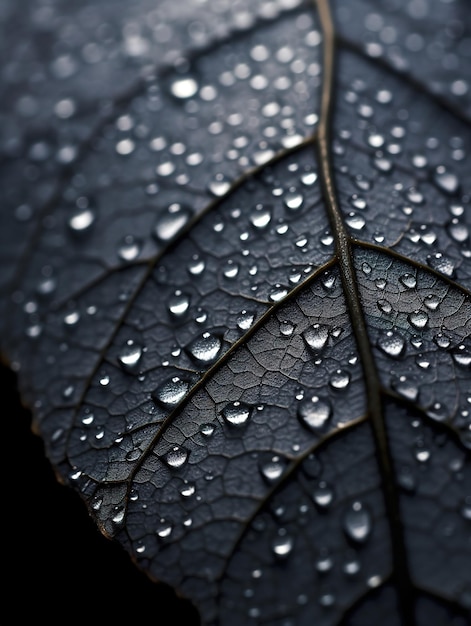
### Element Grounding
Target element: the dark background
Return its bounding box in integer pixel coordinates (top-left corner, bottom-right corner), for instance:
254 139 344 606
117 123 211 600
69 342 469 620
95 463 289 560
2 361 200 623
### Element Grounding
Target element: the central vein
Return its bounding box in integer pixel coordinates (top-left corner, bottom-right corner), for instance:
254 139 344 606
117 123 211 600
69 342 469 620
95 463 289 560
314 1 416 624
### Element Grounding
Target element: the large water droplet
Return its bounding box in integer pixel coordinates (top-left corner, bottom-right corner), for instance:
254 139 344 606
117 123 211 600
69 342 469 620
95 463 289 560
343 501 372 543
303 324 329 353
377 330 406 358
298 396 332 431
187 332 222 364
153 204 191 242
222 401 253 426
153 377 189 407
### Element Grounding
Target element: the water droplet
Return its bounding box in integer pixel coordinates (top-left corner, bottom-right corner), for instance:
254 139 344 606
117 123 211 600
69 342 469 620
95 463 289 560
222 401 253 426
259 455 286 483
329 369 351 390
170 76 199 99
283 190 304 210
269 285 288 302
168 290 190 317
68 209 95 233
117 235 141 261
361 262 372 275
112 507 125 525
433 166 460 195
188 255 205 276
208 173 231 197
237 310 255 330
301 171 318 186
345 212 366 230
153 204 191 242
424 294 440 310
414 442 430 463
452 345 471 368
187 332 222 364
312 481 335 508
153 377 189 407
163 445 189 468
272 534 294 558
426 252 455 277
392 376 419 402
303 324 329 353
298 396 332 431
199 423 215 437
408 310 429 330
400 273 417 289
118 340 143 373
180 482 196 497
250 205 272 229
156 519 173 538
377 299 392 314
222 260 239 279
377 330 406 358
343 558 361 576
447 219 469 243
434 333 451 349
280 320 295 337
321 271 336 290
343 501 372 543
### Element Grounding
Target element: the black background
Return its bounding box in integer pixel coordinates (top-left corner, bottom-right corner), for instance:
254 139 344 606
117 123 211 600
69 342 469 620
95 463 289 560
2 361 200 623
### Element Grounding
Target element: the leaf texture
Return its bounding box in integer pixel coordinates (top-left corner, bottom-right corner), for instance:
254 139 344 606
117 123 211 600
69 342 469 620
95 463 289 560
1 0 470 624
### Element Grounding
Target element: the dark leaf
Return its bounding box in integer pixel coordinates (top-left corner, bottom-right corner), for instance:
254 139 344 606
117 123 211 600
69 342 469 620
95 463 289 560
1 0 470 624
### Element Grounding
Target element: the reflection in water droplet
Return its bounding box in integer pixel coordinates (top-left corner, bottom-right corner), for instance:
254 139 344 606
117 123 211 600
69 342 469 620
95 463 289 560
298 396 332 431
377 330 406 358
153 377 189 407
222 401 253 426
187 332 222 364
343 501 372 543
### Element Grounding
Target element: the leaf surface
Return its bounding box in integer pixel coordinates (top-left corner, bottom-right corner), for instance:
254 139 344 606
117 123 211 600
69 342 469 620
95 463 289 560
1 0 470 624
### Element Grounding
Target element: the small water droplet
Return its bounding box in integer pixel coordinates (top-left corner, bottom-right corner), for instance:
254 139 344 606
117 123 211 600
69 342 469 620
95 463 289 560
400 273 417 289
447 219 469 243
272 534 294 558
408 310 429 330
168 290 191 317
452 345 471 368
280 320 295 337
321 271 336 290
345 212 366 230
392 376 419 402
222 401 253 426
303 324 329 353
312 481 335 508
170 76 199 99
112 507 126 525
117 235 141 261
426 252 455 277
118 340 143 373
68 208 95 233
237 310 255 330
187 332 222 364
343 501 372 543
188 255 205 276
377 330 406 358
250 204 272 228
222 260 239 279
180 483 196 497
153 377 189 407
283 190 304 210
269 285 288 302
329 369 351 390
163 445 189 468
208 173 231 197
377 299 392 314
298 396 332 431
153 204 191 242
259 455 286 483
433 166 460 195
424 294 440 310
199 422 215 437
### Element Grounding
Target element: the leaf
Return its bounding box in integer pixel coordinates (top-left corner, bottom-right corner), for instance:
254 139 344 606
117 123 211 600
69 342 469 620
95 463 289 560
1 0 470 624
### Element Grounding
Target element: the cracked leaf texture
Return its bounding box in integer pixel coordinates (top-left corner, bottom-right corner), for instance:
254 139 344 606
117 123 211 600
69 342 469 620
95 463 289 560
1 0 470 624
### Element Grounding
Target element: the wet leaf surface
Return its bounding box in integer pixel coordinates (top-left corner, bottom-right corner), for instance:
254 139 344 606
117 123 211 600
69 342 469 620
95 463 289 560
1 1 470 624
